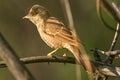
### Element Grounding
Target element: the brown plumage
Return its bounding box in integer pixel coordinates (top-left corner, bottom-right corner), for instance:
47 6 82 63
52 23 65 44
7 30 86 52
23 4 93 73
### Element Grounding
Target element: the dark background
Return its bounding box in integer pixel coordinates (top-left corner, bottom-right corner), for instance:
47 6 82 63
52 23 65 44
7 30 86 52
0 0 119 80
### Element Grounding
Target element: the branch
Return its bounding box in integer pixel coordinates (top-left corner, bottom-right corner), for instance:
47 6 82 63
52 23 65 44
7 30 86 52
60 0 76 36
99 0 120 23
103 23 120 65
0 55 119 77
96 0 120 31
59 0 82 80
0 33 35 80
109 23 120 51
0 56 75 68
94 49 120 56
98 65 120 77
96 0 115 31
96 1 120 79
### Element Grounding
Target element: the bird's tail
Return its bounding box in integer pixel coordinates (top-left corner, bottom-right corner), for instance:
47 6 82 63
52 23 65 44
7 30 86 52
67 45 93 73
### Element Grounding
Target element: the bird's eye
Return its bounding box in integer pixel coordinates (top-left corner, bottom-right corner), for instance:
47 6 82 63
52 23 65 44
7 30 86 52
34 7 40 14
30 7 40 15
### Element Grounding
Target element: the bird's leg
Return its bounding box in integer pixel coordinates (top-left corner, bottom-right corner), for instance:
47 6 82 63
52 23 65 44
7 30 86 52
47 49 58 57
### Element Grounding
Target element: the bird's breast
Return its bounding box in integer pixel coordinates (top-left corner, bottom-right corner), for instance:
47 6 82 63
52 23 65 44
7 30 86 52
37 26 63 49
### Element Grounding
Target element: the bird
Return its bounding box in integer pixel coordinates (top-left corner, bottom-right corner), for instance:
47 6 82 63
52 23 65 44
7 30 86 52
23 4 93 73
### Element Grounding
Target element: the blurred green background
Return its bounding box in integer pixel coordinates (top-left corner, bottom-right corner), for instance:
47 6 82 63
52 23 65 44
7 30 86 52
0 0 120 80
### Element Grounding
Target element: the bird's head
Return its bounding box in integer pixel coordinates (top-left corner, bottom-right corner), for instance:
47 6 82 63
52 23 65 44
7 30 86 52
23 4 50 24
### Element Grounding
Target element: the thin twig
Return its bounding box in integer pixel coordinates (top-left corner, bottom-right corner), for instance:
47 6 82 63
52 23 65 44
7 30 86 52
105 7 120 64
96 1 120 80
93 49 120 57
96 0 115 31
109 23 120 51
100 0 120 22
97 0 120 31
104 23 120 80
110 0 120 20
60 0 76 35
60 0 81 80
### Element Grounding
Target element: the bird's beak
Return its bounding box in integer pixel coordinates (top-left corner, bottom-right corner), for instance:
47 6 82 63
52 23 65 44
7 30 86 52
23 15 30 19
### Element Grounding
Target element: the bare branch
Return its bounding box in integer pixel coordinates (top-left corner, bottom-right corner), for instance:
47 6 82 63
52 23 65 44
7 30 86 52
98 0 120 22
109 23 120 51
60 0 81 80
0 56 75 68
0 33 35 80
60 0 76 34
94 49 120 58
104 23 120 64
98 65 120 77
96 0 115 31
96 0 120 32
0 55 120 77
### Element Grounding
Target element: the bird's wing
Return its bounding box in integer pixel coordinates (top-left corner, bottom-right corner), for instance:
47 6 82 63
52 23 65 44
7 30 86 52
45 17 79 47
